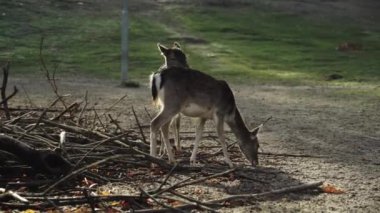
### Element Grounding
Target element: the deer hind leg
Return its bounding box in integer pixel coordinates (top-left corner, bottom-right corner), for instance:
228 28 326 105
159 114 180 157
190 118 206 166
171 114 181 152
150 109 178 163
160 121 176 163
158 134 165 157
215 115 234 168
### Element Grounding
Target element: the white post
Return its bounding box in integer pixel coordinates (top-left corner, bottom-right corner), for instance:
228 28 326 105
121 0 128 84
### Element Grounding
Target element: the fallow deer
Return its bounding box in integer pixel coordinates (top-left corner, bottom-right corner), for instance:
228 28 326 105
156 42 189 152
150 67 262 168
157 42 189 69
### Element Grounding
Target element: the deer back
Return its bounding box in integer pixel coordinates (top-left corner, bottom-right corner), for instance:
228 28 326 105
151 67 236 117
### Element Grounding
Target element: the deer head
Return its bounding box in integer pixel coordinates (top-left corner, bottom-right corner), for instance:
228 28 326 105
157 42 189 68
239 125 261 166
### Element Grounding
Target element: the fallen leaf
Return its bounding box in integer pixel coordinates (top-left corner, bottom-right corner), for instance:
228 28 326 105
99 190 111 196
22 210 36 213
105 207 121 213
120 200 130 209
193 188 203 194
151 167 164 175
146 198 155 206
205 178 219 184
168 199 183 207
73 206 91 213
322 183 345 194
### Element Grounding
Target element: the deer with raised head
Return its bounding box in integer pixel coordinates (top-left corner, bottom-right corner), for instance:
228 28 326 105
150 67 262 168
155 42 189 153
157 42 189 69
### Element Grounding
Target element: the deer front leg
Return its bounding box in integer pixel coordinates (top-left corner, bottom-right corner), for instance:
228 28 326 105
215 116 234 168
190 118 206 166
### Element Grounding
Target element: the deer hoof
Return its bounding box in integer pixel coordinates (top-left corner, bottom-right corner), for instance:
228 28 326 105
190 158 198 166
168 158 177 164
226 160 234 168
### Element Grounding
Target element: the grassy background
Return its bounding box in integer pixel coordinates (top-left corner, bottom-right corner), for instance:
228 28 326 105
0 0 379 90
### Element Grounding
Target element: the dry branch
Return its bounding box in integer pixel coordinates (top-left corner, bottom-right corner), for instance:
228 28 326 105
139 187 185 213
0 134 72 175
206 181 323 204
43 154 126 195
147 181 324 212
0 194 148 209
132 105 147 144
153 168 236 196
1 62 18 120
259 152 326 158
39 36 66 109
0 188 29 203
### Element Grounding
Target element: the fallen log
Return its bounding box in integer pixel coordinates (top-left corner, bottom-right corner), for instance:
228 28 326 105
0 134 72 175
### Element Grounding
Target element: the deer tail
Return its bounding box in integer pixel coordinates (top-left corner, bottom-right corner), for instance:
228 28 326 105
150 72 161 103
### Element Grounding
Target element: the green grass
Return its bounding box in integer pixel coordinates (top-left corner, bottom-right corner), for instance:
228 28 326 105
0 1 379 91
171 6 380 84
0 1 170 79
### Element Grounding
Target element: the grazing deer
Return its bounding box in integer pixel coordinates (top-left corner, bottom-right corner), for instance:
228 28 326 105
156 42 189 152
150 67 262 168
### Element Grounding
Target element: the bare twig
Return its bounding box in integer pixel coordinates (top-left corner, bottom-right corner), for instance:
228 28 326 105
18 97 61 139
206 181 324 204
155 164 178 193
43 154 126 195
0 188 29 203
139 187 185 213
101 94 127 116
146 181 323 212
108 114 125 132
154 168 236 196
83 189 96 212
73 133 129 169
144 106 152 120
166 191 218 212
0 194 148 209
259 152 326 158
1 62 18 119
51 101 80 121
77 90 88 125
20 85 36 108
39 36 67 109
92 107 106 131
132 106 147 144
0 86 18 106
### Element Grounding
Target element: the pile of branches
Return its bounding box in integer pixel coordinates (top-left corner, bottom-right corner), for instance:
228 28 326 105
0 63 324 212
0 62 189 211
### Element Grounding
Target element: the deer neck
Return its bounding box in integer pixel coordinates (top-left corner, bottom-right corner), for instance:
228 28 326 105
226 108 250 143
165 59 189 68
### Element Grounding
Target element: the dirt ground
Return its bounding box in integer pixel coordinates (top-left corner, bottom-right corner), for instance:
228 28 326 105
5 74 379 212
2 0 379 211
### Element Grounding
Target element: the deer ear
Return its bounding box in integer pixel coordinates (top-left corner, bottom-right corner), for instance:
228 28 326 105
251 124 263 136
157 43 168 54
173 42 181 49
